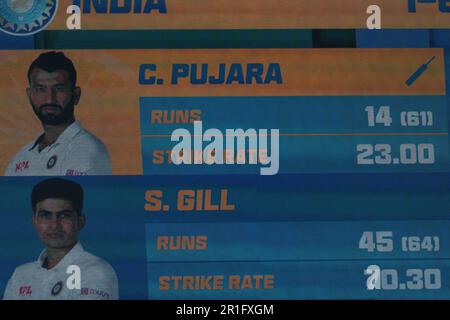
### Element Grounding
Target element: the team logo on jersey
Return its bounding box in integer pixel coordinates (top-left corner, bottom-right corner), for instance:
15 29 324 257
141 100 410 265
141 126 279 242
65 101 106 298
0 0 59 36
47 155 57 169
51 281 63 296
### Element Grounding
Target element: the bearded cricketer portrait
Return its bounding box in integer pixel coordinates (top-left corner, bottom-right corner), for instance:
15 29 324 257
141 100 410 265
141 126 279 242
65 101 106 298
4 51 112 176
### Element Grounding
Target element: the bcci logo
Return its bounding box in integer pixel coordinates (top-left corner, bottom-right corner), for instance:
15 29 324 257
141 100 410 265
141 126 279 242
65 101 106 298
0 0 58 36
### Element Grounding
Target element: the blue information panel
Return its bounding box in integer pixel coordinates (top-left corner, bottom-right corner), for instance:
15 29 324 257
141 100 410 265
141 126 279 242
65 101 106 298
2 174 449 299
140 96 449 174
148 260 450 299
146 221 450 262
145 221 450 299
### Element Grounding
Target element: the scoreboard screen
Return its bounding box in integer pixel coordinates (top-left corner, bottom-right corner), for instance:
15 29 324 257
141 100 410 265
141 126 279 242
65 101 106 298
0 0 449 305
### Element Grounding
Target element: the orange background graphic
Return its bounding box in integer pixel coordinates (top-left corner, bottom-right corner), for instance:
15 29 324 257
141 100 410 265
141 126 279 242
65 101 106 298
0 49 445 174
48 0 450 30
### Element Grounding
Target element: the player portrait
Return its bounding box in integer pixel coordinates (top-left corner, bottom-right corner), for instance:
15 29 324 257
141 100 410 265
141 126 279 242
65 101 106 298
4 51 112 176
3 178 119 300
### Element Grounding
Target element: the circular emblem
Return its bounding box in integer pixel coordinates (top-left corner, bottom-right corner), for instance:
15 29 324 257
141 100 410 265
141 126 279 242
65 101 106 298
0 0 59 36
47 155 57 169
51 281 63 296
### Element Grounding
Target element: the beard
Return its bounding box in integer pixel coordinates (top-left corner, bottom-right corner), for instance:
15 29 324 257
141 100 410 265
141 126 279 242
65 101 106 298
31 98 75 125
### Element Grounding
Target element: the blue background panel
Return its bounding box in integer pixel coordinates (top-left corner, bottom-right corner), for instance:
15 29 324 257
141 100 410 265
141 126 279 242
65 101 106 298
146 221 449 262
0 174 450 299
356 29 430 48
140 96 448 134
0 32 34 49
141 135 450 174
148 260 450 300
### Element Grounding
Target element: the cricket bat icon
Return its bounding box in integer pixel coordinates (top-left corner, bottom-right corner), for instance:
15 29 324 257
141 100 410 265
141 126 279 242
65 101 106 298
405 56 436 87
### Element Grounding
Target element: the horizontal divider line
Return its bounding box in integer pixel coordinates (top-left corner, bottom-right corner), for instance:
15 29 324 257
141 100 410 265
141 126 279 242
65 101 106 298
146 257 450 264
141 132 449 138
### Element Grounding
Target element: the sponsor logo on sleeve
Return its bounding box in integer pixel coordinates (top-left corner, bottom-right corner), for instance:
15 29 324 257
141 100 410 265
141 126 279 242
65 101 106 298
81 288 110 299
66 169 87 176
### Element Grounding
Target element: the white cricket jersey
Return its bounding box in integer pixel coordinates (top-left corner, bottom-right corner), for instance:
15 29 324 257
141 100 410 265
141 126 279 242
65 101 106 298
4 121 112 176
3 242 119 300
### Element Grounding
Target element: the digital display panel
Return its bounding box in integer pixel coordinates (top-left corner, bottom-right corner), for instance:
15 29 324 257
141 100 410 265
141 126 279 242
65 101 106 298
0 0 449 307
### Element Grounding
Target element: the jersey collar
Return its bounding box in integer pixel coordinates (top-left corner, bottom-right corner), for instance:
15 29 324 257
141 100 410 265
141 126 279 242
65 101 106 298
29 121 83 151
37 242 85 271
29 133 45 151
55 121 82 146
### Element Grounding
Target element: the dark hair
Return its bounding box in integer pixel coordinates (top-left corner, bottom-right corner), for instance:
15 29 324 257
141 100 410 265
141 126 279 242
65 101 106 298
27 51 77 87
31 178 84 215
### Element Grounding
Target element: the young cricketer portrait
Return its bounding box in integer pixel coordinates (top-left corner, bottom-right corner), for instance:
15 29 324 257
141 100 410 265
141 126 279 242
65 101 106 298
3 178 119 300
